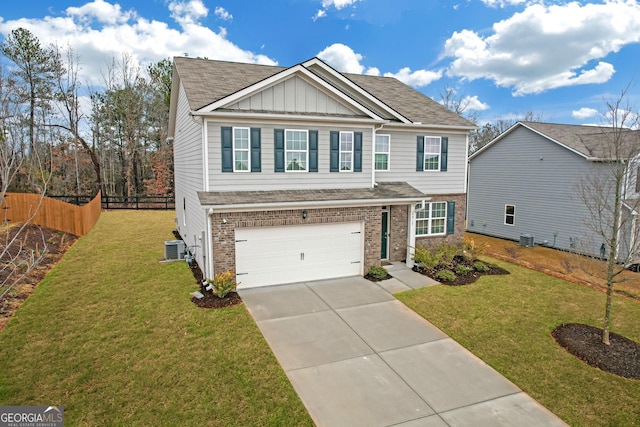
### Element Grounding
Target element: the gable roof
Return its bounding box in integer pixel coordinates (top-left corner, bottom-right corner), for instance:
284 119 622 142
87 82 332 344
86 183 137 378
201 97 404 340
171 56 474 128
470 121 640 161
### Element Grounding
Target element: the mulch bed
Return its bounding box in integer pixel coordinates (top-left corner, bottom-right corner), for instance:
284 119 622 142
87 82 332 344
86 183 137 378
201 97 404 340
191 291 243 308
552 323 640 380
0 223 78 331
413 256 510 286
364 272 392 282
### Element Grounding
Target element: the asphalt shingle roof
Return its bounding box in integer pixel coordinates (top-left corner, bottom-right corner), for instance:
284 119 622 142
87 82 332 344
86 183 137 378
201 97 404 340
173 56 474 128
522 122 640 160
198 182 426 208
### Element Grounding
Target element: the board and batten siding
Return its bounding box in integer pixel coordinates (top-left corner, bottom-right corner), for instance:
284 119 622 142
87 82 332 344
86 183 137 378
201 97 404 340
173 82 207 266
206 120 373 191
467 125 608 257
374 129 467 195
226 76 360 116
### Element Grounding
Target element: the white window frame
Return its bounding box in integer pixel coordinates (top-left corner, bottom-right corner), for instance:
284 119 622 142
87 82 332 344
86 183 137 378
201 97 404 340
504 204 516 226
233 127 250 172
339 131 354 172
375 134 390 171
415 202 447 236
423 136 441 171
285 129 308 172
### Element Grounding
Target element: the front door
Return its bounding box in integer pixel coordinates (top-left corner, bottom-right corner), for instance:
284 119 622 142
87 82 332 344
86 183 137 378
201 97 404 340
381 208 389 260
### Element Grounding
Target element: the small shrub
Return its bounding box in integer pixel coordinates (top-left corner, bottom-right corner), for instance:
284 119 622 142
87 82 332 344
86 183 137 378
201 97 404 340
435 269 456 282
206 270 237 298
473 261 489 272
435 242 461 268
368 266 389 280
413 245 441 270
455 264 473 275
504 245 521 259
462 237 488 260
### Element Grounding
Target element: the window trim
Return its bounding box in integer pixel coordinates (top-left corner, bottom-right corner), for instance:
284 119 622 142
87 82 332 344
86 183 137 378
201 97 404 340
232 127 250 172
375 134 390 171
284 129 309 172
423 136 441 171
504 204 516 226
339 131 354 172
415 202 447 236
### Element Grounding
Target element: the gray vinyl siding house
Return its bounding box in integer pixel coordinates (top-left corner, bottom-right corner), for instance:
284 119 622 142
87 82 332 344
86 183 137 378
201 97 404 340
168 57 475 288
467 122 640 262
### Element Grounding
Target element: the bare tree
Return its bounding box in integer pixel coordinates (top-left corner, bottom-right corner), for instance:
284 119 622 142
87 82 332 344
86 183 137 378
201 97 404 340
575 86 640 345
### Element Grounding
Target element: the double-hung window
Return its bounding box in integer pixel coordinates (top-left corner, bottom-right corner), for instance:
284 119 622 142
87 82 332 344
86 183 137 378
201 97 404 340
285 129 308 171
415 202 447 236
340 131 354 171
375 134 390 171
233 127 250 171
505 205 515 225
424 136 441 171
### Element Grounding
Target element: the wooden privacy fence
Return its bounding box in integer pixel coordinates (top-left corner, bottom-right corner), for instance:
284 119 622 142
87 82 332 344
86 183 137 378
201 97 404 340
1 192 102 236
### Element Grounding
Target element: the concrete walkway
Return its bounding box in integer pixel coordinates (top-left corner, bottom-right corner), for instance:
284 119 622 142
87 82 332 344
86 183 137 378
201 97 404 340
239 264 568 427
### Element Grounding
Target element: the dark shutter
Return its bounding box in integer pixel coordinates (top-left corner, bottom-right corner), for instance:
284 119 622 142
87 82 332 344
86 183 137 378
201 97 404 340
221 127 233 172
416 136 424 171
354 132 363 172
274 129 285 172
250 128 261 172
446 201 455 235
440 136 448 172
309 130 318 172
330 131 340 172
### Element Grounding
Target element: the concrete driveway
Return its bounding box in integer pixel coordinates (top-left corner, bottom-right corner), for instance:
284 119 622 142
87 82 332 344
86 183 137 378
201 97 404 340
239 274 568 427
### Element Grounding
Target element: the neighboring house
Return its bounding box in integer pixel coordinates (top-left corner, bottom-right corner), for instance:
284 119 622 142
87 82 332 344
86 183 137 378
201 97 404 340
467 121 640 262
168 57 475 288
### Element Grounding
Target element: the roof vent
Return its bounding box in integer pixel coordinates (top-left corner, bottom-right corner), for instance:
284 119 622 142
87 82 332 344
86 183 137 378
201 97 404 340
165 240 186 260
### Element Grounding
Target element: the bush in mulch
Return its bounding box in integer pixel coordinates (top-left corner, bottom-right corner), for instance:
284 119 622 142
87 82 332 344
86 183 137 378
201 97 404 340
413 255 509 286
364 265 392 282
552 323 640 380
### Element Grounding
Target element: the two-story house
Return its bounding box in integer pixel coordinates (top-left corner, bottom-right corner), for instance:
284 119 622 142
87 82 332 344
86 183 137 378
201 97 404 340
168 57 475 288
467 121 640 264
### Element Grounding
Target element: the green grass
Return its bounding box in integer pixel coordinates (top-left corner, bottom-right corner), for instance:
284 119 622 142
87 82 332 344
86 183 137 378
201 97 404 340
0 211 313 426
397 257 640 427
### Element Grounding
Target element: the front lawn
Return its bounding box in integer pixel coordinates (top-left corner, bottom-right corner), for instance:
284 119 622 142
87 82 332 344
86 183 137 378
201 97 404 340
397 257 640 427
0 211 313 426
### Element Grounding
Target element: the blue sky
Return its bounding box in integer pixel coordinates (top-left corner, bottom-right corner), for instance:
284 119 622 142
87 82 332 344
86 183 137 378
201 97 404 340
1 0 639 125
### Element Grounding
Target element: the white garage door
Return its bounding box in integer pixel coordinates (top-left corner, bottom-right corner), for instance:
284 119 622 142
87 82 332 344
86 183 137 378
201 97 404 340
235 222 363 289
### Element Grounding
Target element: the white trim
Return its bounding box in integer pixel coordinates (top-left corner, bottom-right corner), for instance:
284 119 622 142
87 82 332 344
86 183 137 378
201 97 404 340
504 204 516 226
191 110 389 124
374 134 391 172
406 204 416 268
415 202 447 236
339 131 354 172
422 136 442 172
198 65 386 122
232 127 251 172
284 129 309 172
203 119 210 191
205 197 431 213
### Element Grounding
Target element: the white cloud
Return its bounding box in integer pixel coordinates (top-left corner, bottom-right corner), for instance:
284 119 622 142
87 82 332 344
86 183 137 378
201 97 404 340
314 0 360 19
572 107 599 120
443 0 640 95
460 95 490 111
214 6 233 21
0 0 276 86
318 43 440 87
383 67 442 88
480 0 527 8
312 10 327 21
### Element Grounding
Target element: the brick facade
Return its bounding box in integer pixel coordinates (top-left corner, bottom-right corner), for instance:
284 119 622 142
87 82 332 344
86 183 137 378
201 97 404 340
415 193 466 249
388 205 408 262
210 206 381 277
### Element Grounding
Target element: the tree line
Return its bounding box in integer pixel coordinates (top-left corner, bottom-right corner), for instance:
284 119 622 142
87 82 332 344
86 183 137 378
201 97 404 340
0 27 173 200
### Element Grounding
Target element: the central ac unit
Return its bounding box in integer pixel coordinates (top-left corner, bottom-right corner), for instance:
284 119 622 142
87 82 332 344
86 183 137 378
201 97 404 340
165 240 186 260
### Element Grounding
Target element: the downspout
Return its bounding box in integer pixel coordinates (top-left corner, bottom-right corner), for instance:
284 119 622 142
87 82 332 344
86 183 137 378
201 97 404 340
406 203 417 268
203 118 210 192
207 208 215 279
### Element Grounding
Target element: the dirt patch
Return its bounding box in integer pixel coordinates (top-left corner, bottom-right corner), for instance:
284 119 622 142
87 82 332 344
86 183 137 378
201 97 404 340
552 323 640 380
467 233 640 299
0 223 78 332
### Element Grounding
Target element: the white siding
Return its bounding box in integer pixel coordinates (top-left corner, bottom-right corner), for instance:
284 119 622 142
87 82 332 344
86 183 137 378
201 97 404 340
374 129 467 194
467 126 608 257
226 76 359 116
206 120 373 191
173 82 207 269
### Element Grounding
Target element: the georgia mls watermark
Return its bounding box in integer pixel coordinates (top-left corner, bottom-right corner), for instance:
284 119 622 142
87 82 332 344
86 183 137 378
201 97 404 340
0 406 63 427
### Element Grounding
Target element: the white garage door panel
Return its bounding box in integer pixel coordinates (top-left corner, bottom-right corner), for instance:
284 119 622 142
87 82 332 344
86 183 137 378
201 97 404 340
235 222 363 288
